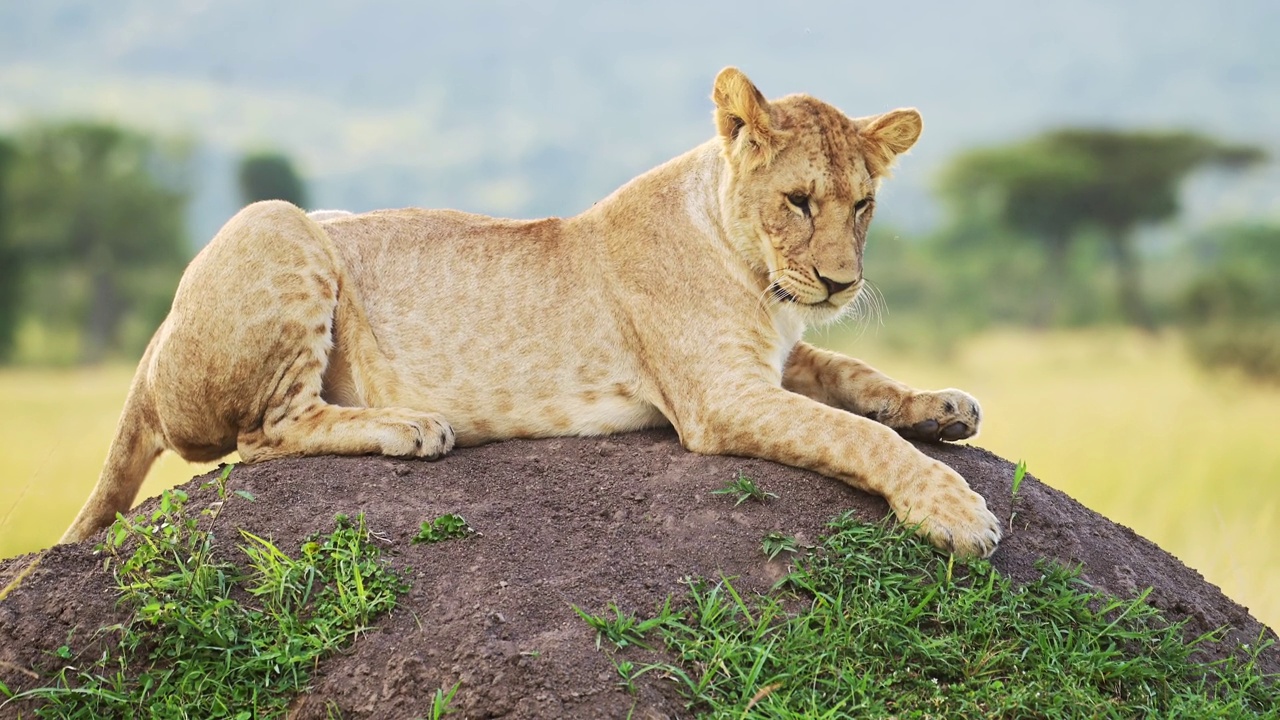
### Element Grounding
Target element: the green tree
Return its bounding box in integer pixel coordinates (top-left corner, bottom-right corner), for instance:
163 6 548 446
0 137 19 362
8 121 191 363
941 130 1264 328
237 151 308 208
1180 223 1280 382
1183 223 1280 322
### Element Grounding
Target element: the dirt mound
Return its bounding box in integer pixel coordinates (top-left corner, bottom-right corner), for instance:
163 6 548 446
2 430 1276 717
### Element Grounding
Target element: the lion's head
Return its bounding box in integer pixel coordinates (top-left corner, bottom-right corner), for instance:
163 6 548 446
711 67 921 324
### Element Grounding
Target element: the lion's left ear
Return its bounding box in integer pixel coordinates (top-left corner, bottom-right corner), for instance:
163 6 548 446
858 108 923 175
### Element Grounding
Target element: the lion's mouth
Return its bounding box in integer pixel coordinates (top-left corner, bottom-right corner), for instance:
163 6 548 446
769 281 857 310
769 284 844 308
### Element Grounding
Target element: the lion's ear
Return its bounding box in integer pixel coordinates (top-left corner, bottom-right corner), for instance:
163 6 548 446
858 108 923 175
712 67 776 164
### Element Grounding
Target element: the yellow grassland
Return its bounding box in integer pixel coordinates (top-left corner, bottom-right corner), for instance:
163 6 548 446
0 367 228 558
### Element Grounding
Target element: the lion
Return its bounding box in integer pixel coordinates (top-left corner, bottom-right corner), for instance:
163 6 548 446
61 67 1001 558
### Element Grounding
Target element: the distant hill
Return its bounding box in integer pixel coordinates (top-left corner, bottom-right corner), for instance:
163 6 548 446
1 0 1277 244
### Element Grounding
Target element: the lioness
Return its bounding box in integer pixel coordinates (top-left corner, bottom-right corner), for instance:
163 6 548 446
62 68 1001 557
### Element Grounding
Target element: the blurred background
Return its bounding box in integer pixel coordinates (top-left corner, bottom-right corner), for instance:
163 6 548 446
0 1 1277 628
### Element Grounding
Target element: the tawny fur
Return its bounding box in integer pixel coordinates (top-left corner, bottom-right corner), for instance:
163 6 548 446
63 68 1001 557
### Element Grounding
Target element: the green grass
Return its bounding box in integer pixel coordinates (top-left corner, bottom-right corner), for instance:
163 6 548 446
711 473 778 507
574 599 679 652
1 468 409 718
425 682 462 719
581 514 1279 718
412 513 476 544
1009 459 1028 528
1010 459 1028 496
760 532 802 561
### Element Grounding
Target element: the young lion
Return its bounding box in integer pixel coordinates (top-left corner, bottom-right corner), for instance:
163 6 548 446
62 68 1001 557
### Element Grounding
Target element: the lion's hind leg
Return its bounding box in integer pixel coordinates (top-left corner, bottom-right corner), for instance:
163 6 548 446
61 200 453 544
237 396 455 463
203 203 455 464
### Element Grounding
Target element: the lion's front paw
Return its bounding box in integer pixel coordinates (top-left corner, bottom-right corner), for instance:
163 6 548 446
893 460 1001 558
891 388 981 442
377 411 455 460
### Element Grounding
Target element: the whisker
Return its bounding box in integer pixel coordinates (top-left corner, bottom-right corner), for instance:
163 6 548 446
849 292 873 340
865 280 889 328
754 282 786 316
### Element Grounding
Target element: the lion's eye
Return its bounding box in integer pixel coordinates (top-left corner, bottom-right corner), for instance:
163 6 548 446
786 192 811 217
854 196 873 213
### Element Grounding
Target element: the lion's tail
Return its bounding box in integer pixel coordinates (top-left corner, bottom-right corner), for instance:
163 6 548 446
60 336 167 544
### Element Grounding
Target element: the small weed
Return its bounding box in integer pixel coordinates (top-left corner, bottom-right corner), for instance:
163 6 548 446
614 659 640 694
761 531 799 560
413 513 476 544
427 681 461 719
712 472 777 506
1010 459 1027 528
1011 459 1027 496
573 598 679 651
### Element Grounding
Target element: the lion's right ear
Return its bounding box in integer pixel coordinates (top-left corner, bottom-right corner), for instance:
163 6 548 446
712 67 776 165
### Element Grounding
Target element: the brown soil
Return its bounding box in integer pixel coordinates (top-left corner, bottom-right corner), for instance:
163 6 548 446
1 430 1276 718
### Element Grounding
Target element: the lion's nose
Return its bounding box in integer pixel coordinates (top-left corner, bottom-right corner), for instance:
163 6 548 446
817 274 856 296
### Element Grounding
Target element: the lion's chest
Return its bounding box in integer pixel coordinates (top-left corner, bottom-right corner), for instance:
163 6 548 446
769 306 808 377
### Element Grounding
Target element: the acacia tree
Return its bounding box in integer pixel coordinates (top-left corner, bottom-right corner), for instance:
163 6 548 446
237 151 308 208
8 121 191 363
941 130 1264 328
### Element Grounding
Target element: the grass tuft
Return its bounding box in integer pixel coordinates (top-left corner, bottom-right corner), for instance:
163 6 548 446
573 599 681 652
427 681 462 719
1011 459 1028 496
712 473 778 507
412 513 476 544
760 532 801 561
4 469 409 718
1009 458 1028 528
587 512 1280 718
